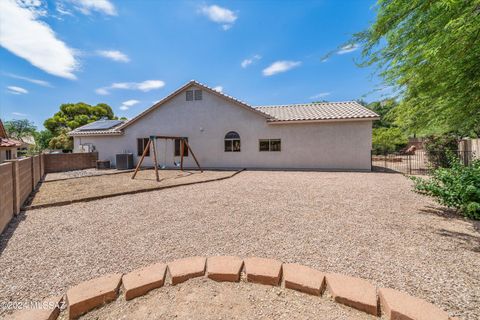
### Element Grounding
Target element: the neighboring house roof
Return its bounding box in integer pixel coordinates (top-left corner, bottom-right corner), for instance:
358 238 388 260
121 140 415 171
68 80 379 137
0 138 23 148
0 119 22 148
256 101 379 123
0 119 7 138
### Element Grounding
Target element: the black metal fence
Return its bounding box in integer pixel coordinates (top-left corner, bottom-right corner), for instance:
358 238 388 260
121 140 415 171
372 150 476 175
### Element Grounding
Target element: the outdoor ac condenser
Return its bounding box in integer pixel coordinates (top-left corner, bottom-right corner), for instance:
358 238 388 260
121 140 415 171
116 153 134 170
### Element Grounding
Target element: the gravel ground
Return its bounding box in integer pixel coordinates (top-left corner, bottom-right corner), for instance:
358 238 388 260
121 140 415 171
43 168 130 181
31 170 236 207
60 277 375 320
0 171 479 319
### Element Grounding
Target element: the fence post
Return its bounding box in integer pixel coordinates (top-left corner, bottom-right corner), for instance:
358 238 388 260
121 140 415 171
5 160 20 214
408 154 411 175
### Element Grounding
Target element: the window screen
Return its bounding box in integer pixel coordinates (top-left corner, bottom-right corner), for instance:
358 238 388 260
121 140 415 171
194 90 202 100
186 90 194 101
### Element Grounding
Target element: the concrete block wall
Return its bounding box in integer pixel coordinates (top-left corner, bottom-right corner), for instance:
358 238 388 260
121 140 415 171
0 162 14 234
43 152 98 173
17 157 33 206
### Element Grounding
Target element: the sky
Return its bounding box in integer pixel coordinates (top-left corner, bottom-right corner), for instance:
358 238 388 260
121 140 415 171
0 0 390 130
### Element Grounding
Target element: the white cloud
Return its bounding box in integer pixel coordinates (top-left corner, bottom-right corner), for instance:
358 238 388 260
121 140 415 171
337 43 359 55
262 60 301 76
119 99 140 111
241 54 261 68
4 73 52 87
96 80 166 95
0 0 78 79
70 0 117 16
213 86 223 92
7 86 29 94
200 4 237 30
321 58 328 63
96 50 130 62
12 111 28 116
310 92 331 99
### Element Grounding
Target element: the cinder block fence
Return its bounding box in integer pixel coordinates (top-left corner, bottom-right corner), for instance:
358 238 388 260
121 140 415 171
0 152 98 234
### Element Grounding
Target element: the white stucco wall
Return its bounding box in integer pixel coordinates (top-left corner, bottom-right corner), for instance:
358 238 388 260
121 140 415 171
73 85 373 170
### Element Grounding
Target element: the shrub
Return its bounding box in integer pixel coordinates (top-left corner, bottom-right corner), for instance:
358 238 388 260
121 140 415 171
412 155 480 220
372 127 408 154
423 134 459 168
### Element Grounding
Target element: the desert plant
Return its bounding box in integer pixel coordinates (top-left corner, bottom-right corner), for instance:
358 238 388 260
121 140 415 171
412 154 480 220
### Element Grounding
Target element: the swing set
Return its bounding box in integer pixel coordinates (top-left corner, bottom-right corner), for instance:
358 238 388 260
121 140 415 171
131 135 202 182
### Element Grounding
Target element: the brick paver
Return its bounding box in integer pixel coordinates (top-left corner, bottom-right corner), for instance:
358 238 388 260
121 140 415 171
168 256 206 285
123 263 167 300
325 273 377 315
379 287 450 320
207 256 243 282
67 273 122 319
244 257 282 286
10 295 63 320
283 263 325 296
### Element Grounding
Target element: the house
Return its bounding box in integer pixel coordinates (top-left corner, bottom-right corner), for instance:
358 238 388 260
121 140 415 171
69 80 379 170
0 119 22 162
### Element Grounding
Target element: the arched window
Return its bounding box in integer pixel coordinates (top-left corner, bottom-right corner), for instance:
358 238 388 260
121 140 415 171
224 131 240 152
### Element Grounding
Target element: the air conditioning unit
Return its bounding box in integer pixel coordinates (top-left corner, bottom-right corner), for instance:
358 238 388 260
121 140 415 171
116 153 134 170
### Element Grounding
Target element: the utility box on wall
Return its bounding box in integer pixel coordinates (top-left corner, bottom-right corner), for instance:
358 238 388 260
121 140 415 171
116 153 134 170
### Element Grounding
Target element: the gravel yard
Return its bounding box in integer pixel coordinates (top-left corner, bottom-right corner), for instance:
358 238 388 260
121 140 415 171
1 171 479 319
30 169 237 208
66 277 375 320
43 168 131 181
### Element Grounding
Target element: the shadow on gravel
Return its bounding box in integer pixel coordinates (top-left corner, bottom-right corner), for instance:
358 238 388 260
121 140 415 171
0 211 27 256
420 205 480 253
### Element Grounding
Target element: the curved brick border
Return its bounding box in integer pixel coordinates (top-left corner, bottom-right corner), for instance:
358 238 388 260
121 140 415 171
9 256 458 320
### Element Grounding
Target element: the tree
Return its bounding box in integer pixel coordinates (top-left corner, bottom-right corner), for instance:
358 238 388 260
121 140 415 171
34 130 53 150
366 99 398 129
44 102 116 135
4 119 37 139
355 0 480 137
372 127 408 154
44 102 118 150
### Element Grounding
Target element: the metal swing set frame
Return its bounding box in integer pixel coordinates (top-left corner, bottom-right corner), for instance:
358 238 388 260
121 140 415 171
131 135 203 182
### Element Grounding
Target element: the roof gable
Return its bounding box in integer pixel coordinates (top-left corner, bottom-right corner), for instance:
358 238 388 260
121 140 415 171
117 80 271 130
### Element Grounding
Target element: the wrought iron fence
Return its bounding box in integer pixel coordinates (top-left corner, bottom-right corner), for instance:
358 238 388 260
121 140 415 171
371 150 476 175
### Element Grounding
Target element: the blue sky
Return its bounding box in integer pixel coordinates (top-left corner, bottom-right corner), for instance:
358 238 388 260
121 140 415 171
0 0 388 129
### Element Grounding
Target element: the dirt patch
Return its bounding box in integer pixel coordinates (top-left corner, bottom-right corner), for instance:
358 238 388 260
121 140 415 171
29 169 239 208
59 278 375 320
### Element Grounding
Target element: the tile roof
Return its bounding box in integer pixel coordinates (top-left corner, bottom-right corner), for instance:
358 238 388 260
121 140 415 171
0 138 22 148
255 101 379 122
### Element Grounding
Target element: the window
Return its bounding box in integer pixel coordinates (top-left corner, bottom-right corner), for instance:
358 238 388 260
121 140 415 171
5 150 12 160
174 138 189 157
186 90 202 101
224 131 240 152
137 138 150 156
259 139 281 152
186 90 194 101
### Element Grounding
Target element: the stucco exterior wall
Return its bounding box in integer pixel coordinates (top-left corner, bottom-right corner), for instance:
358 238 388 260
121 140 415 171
73 86 373 170
0 148 17 163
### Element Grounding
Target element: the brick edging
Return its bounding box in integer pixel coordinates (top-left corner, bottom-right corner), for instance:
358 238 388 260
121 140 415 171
9 256 459 320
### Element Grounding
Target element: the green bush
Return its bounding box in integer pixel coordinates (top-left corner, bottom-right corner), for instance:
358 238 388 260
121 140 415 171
412 155 480 220
372 127 408 154
423 134 459 168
